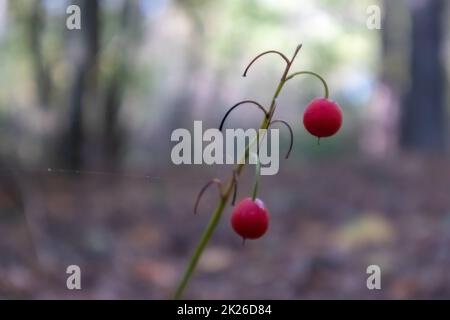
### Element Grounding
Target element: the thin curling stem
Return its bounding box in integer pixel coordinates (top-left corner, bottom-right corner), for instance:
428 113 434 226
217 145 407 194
219 100 269 131
242 50 290 77
285 70 329 99
269 119 294 159
193 179 224 215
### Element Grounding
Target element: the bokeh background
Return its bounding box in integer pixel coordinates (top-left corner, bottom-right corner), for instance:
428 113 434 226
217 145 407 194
1 0 450 299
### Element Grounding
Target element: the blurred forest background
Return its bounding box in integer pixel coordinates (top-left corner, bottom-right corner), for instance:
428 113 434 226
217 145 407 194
1 0 450 299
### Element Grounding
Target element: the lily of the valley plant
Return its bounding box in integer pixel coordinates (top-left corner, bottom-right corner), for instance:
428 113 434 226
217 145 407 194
174 44 343 299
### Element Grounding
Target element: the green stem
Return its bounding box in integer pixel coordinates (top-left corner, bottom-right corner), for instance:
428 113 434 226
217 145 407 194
174 197 228 299
285 71 329 99
251 157 261 201
173 44 302 299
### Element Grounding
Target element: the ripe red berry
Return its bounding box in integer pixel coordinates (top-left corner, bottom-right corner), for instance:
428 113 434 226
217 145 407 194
303 98 342 138
231 197 269 240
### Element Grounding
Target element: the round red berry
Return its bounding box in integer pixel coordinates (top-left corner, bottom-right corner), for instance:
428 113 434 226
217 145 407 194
303 98 342 138
231 197 269 240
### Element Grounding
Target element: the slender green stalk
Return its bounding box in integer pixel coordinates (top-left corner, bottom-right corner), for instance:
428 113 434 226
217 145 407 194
173 44 315 299
251 156 261 201
174 196 228 299
285 71 329 99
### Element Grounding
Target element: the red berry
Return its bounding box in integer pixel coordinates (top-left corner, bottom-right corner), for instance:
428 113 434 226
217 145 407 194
303 98 342 138
231 197 269 240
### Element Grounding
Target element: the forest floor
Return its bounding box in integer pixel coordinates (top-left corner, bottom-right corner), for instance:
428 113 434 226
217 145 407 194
1 155 450 299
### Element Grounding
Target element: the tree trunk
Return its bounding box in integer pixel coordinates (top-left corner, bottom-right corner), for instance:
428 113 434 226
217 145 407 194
102 1 141 169
61 0 99 169
400 0 447 152
28 0 52 108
